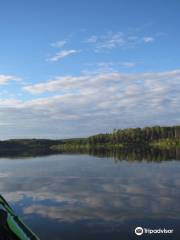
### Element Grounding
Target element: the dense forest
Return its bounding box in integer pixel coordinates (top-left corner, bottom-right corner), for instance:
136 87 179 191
0 125 180 157
88 125 180 145
51 125 180 151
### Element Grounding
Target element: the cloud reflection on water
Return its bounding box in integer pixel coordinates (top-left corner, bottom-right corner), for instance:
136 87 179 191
0 155 180 226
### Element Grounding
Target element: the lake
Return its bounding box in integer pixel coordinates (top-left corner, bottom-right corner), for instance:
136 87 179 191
0 153 180 239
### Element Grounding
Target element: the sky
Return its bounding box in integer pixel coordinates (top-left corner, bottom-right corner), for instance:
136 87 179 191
0 0 180 139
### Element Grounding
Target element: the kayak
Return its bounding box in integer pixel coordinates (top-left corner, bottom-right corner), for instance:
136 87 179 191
0 195 39 240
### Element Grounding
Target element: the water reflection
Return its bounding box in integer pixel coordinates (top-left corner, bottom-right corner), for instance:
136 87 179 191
88 147 180 162
1 147 180 162
0 153 180 239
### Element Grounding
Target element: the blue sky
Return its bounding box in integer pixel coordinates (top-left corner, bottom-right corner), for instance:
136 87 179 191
0 0 180 139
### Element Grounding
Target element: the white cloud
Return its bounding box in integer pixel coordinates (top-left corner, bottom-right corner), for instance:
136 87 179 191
143 37 155 43
48 49 79 62
0 75 21 85
86 32 156 51
96 32 125 51
1 69 180 138
24 70 179 95
83 61 136 74
86 35 98 43
51 40 67 48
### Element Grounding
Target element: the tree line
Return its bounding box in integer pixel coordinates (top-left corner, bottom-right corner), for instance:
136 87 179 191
88 126 180 146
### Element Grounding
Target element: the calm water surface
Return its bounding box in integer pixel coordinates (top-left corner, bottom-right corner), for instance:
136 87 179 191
0 154 180 239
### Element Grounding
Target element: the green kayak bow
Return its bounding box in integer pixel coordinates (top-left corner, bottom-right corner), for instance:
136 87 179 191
0 195 39 240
